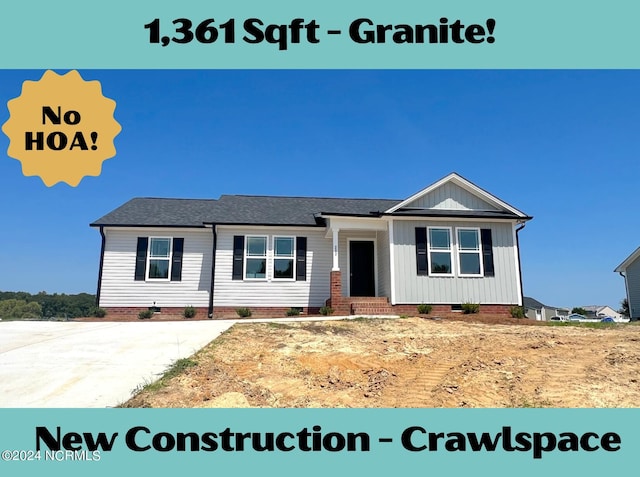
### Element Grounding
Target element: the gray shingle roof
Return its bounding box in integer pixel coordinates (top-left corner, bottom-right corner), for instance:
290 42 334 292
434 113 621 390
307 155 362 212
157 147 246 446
215 195 400 225
523 296 568 312
90 198 218 227
523 296 546 310
90 195 402 227
91 173 531 228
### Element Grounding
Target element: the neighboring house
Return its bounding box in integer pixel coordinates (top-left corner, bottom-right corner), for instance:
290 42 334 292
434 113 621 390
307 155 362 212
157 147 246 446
581 305 623 321
523 296 569 321
90 173 532 318
614 247 640 320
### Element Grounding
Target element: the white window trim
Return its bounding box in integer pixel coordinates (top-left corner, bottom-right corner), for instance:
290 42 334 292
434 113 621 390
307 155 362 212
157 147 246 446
244 235 268 281
272 235 296 281
427 227 454 277
456 227 484 277
146 236 172 281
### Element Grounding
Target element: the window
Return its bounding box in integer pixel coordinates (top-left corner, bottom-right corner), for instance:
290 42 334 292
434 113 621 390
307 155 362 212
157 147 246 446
232 235 307 281
415 227 494 278
134 237 183 282
273 236 295 279
148 237 171 279
457 228 483 276
245 236 267 279
428 227 452 275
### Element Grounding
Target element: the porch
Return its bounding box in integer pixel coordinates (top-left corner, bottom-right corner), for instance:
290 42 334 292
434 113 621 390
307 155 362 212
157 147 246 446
322 217 393 315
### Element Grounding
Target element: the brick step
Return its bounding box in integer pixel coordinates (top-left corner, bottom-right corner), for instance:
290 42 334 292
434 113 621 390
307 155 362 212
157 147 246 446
350 303 392 309
346 296 389 303
347 296 392 315
350 307 394 315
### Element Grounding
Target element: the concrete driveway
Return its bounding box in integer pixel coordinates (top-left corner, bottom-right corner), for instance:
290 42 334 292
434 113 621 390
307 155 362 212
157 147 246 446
0 320 235 408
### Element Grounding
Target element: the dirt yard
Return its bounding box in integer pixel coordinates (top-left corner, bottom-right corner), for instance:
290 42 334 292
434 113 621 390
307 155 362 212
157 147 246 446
122 315 640 408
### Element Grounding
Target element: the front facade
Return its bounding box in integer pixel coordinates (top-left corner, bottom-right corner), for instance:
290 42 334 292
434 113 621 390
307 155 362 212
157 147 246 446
91 173 531 318
615 247 640 320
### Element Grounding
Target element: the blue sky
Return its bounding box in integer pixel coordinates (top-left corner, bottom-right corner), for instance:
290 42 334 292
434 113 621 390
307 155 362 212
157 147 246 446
0 70 638 310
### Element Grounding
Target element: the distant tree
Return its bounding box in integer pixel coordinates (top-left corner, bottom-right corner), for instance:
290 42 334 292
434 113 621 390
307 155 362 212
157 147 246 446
0 290 96 318
619 298 630 317
571 307 588 315
35 293 95 318
0 299 42 319
0 291 31 301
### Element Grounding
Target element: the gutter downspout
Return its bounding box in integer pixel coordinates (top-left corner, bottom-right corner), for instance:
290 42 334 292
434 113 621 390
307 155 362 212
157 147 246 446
515 222 526 308
208 226 217 319
96 226 106 307
619 271 631 320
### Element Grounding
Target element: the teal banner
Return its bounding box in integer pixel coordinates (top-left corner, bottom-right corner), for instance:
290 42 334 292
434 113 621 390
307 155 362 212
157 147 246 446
0 0 639 68
0 409 636 476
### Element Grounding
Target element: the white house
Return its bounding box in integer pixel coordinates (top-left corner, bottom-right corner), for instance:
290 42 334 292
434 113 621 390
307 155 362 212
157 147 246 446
90 173 532 318
615 247 640 320
581 305 623 321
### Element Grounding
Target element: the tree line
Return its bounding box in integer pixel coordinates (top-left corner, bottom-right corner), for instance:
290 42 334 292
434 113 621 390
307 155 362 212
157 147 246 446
0 291 96 320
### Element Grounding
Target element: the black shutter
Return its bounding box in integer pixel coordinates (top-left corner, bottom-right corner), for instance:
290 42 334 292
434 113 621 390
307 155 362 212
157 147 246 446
232 236 244 280
134 237 148 281
296 237 307 281
481 229 495 277
415 227 428 275
171 238 184 281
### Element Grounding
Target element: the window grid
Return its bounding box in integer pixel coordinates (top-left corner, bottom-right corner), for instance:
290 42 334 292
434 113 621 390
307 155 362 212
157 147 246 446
457 228 483 277
427 227 453 276
244 235 268 280
273 236 295 280
147 237 172 280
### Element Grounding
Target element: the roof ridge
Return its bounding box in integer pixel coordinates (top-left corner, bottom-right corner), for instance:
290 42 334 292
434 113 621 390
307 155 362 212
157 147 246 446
219 194 402 201
131 197 218 201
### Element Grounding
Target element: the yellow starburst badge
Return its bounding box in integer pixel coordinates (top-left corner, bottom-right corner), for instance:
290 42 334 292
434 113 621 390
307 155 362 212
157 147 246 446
2 70 122 186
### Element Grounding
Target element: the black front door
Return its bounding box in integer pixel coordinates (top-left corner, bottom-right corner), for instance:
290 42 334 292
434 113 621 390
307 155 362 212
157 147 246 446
349 241 375 296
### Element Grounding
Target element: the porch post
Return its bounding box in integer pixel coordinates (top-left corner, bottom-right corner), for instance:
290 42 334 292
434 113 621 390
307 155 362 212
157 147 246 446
329 228 346 313
332 228 340 271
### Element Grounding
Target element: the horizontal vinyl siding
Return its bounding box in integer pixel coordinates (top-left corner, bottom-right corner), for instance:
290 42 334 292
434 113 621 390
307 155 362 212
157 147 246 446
100 227 212 308
409 182 499 211
627 258 640 319
392 220 519 304
213 227 331 307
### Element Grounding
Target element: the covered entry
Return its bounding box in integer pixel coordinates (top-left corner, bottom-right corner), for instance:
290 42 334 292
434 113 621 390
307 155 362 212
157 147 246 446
349 240 375 296
325 216 390 315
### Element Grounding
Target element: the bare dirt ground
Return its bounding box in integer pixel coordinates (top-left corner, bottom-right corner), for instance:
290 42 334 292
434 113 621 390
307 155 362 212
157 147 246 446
122 315 640 408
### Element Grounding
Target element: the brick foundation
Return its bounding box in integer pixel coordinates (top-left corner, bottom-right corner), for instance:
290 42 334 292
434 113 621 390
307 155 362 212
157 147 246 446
101 303 514 321
212 306 321 319
390 304 513 317
101 307 210 321
103 306 322 320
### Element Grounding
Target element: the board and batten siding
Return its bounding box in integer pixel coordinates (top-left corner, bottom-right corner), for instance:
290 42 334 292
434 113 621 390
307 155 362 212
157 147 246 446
391 220 520 304
213 226 331 307
626 256 640 319
408 182 500 211
377 229 390 298
99 227 213 308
